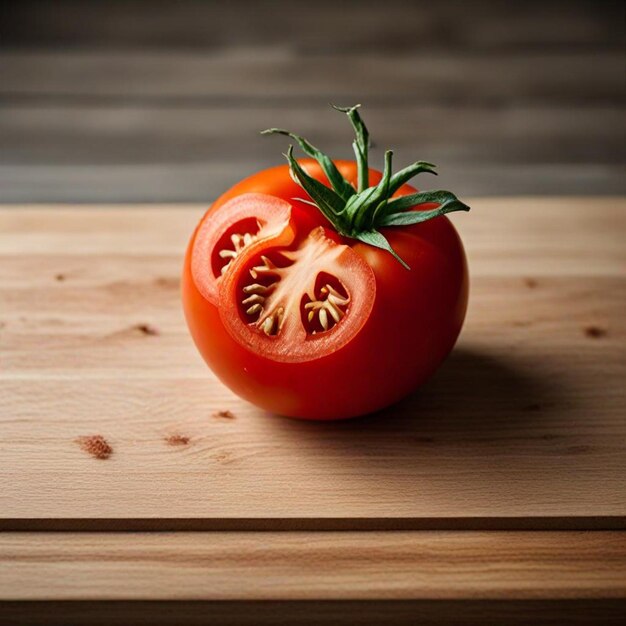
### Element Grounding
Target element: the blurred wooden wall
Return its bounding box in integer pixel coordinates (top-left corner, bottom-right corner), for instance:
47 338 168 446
1 0 624 202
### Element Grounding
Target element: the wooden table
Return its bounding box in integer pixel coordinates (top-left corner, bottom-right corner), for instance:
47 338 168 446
1 199 625 624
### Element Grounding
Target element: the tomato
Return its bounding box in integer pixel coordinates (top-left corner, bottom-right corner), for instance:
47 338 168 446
182 106 469 419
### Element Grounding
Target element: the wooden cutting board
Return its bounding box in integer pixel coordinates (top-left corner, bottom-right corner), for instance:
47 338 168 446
1 198 625 622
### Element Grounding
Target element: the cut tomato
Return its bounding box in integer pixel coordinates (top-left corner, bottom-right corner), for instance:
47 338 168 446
218 227 376 363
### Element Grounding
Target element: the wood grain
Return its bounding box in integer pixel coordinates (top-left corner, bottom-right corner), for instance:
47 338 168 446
0 199 624 528
1 532 624 600
1 103 623 201
3 51 622 102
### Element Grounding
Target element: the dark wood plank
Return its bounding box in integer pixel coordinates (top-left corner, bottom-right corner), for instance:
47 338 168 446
2 104 623 164
1 51 622 104
2 600 625 626
3 0 623 52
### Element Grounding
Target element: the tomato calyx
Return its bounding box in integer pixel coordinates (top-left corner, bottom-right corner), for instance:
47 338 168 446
262 104 471 268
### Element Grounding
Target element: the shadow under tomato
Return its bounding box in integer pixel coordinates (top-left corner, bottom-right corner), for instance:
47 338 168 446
267 346 577 517
278 346 566 434
373 347 565 428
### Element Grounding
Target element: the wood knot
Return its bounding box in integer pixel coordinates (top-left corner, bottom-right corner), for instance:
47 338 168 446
136 323 159 336
583 325 607 339
165 433 190 446
213 451 233 463
212 409 236 420
76 435 112 460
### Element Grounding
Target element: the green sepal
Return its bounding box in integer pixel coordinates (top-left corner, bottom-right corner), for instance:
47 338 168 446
354 229 410 270
284 146 349 232
388 161 437 196
261 128 355 201
382 190 470 224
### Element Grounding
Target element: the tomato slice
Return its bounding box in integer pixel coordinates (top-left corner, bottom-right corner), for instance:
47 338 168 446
191 193 294 303
218 227 376 363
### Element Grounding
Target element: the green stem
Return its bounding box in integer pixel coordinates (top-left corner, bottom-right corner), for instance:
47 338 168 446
333 104 369 191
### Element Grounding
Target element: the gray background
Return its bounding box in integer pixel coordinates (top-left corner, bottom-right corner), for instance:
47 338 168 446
1 0 624 203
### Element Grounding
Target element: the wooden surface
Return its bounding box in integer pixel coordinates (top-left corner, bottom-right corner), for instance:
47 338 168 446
1 198 625 622
1 199 625 527
1 0 624 202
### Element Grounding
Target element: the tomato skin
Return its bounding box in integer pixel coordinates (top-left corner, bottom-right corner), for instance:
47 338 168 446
182 161 468 419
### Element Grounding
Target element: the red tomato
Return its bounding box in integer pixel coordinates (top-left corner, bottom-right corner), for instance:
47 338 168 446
182 159 468 419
